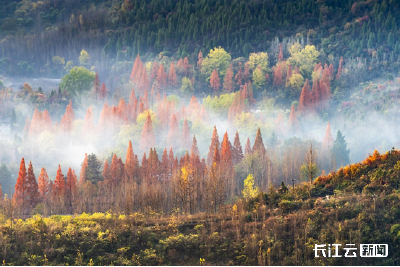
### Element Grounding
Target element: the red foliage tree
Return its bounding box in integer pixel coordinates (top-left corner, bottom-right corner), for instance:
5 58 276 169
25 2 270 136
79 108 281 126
232 131 243 165
14 158 28 207
66 167 77 206
223 64 234 92
156 64 167 90
79 153 88 184
321 122 334 155
125 140 137 181
83 106 94 133
298 79 311 114
207 126 220 165
235 62 243 88
252 128 266 156
139 111 156 152
53 165 65 198
100 83 108 100
220 131 233 167
210 69 220 93
336 57 343 80
245 138 252 155
102 160 111 181
168 62 178 87
38 167 49 199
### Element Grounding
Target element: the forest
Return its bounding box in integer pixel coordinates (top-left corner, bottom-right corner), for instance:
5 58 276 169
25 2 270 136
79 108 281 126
1 0 400 265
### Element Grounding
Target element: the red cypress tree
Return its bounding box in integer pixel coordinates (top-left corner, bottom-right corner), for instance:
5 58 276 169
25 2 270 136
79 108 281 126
79 153 88 184
161 148 170 180
210 69 220 93
26 161 39 207
232 131 244 165
156 64 167 90
14 158 28 207
252 128 266 156
298 79 311 114
38 167 49 199
102 160 111 181
130 54 142 82
235 62 243 88
220 132 233 166
140 111 156 152
245 138 252 155
100 83 108 100
207 126 220 165
311 77 322 112
273 62 285 86
168 62 178 87
321 122 334 155
181 118 191 150
213 143 220 164
83 106 94 133
125 140 136 181
53 165 65 198
42 109 52 130
223 64 234 92
66 167 77 205
139 66 150 93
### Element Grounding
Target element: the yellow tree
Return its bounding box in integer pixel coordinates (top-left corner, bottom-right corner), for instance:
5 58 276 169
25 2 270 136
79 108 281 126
242 174 260 199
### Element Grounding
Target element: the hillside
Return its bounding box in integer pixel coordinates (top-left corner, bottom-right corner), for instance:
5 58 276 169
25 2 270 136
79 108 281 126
1 0 400 83
1 149 400 265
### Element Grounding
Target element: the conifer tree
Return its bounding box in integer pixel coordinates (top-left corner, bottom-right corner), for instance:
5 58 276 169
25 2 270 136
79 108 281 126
298 79 311 114
245 138 252 155
168 62 178 87
232 131 244 165
14 158 28 208
223 64 234 92
38 167 49 199
140 111 156 152
210 69 220 93
331 130 350 167
207 126 220 165
125 140 136 181
252 128 266 156
53 165 65 198
79 153 88 184
321 122 334 155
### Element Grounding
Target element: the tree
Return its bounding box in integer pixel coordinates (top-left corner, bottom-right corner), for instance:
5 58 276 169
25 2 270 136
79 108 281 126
321 122 334 155
100 83 108 100
86 154 103 184
242 174 259 199
197 50 203 70
26 161 39 208
79 49 90 67
207 126 220 166
223 64 234 92
301 143 319 183
38 167 49 200
140 111 156 152
60 67 96 97
232 131 244 165
180 77 194 95
79 153 88 184
13 158 28 208
53 165 65 199
247 52 269 72
201 46 231 79
210 69 220 93
167 114 180 150
125 141 136 181
298 79 311 114
287 74 304 92
66 167 78 207
252 128 266 156
181 119 191 150
288 44 320 77
288 104 299 133
168 62 178 87
331 130 350 168
252 66 266 89
336 57 343 80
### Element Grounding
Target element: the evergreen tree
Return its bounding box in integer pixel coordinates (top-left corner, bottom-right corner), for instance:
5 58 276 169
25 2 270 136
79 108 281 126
331 130 350 168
